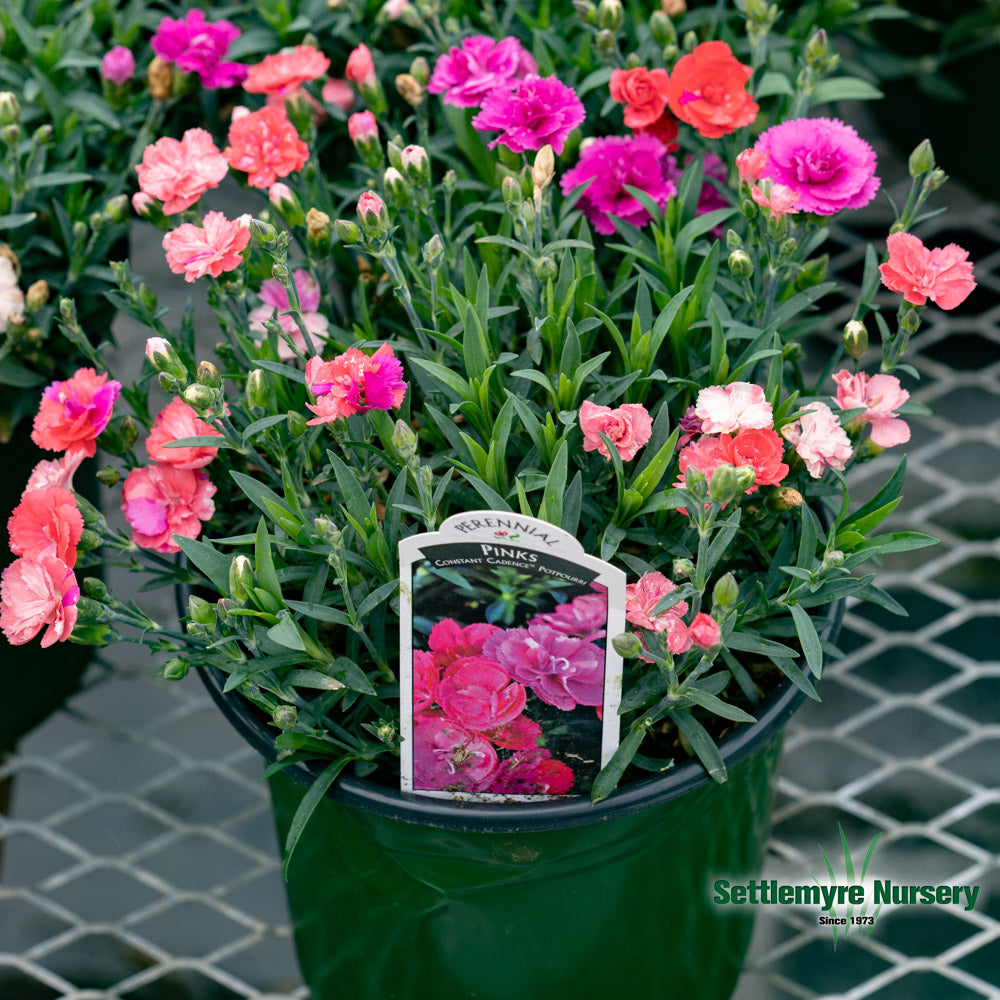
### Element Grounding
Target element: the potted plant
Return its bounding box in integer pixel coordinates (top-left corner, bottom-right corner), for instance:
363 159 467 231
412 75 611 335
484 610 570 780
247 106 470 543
0 0 976 996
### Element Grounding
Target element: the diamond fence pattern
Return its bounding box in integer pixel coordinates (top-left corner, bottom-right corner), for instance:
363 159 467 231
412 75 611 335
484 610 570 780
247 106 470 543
1 152 998 999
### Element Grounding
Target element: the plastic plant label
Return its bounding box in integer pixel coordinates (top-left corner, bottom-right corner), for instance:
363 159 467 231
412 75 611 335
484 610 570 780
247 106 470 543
398 510 626 801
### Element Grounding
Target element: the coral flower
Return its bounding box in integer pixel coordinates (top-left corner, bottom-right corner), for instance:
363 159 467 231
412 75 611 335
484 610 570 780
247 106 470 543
412 714 498 792
675 434 731 490
31 367 122 459
146 398 223 469
24 453 85 493
718 428 789 490
322 78 354 111
244 44 331 96
435 656 527 731
625 572 689 632
736 147 767 184
610 67 672 129
751 182 800 219
482 713 542 751
782 402 853 477
472 74 585 154
689 612 722 649
249 271 328 359
345 43 376 86
428 35 537 108
832 370 910 448
8 487 84 567
579 399 653 462
305 344 407 424
878 232 976 310
695 381 773 434
162 211 250 282
135 128 229 215
666 41 758 139
151 9 246 89
1 555 80 648
348 110 378 142
224 105 309 188
754 117 879 215
561 134 678 235
121 464 216 553
489 749 575 795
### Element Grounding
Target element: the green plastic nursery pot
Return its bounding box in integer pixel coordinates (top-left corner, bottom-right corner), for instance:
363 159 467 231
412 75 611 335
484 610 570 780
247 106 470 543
199 650 836 1000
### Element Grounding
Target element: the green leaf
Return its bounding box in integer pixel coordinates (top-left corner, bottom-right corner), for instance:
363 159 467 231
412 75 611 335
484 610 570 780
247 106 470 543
629 427 680 501
591 722 648 802
355 580 398 619
255 518 283 601
666 710 727 783
285 600 352 626
256 359 306 384
232 472 301 536
0 212 38 230
0 356 46 387
756 70 794 97
161 434 231 449
790 603 824 678
267 614 307 651
810 78 883 106
285 669 346 690
330 657 377 695
175 536 231 594
411 358 471 399
283 757 355 876
25 171 92 190
538 439 568 526
681 688 756 724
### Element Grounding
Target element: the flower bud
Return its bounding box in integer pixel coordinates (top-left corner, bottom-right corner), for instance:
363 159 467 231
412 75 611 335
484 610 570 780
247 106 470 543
306 208 332 254
145 336 188 381
322 77 355 112
823 549 845 569
32 123 52 145
0 123 20 144
392 417 418 460
779 237 798 257
75 596 111 623
401 144 430 185
96 465 120 487
595 28 616 53
804 28 828 67
843 319 868 359
357 191 390 240
713 571 739 607
333 218 361 244
573 0 597 22
101 45 135 86
216 597 236 621
246 368 270 409
147 56 173 101
287 409 308 437
375 720 395 742
900 307 921 332
728 249 753 279
534 256 558 281
532 144 555 193
268 183 305 227
162 658 190 680
313 517 344 549
708 462 739 502
684 465 707 495
649 12 676 45
383 166 409 208
119 415 138 448
672 557 695 580
908 138 934 179
422 233 443 268
689 612 722 649
925 168 947 192
25 280 49 310
182 383 217 413
82 577 110 600
612 632 642 658
770 486 803 511
250 217 278 250
395 72 424 106
78 529 102 552
132 191 164 223
409 56 430 85
273 705 299 730
188 594 216 625
734 465 756 492
443 169 457 195
229 555 254 601
683 30 699 52
0 91 20 127
597 0 624 31
502 175 524 215
662 0 687 14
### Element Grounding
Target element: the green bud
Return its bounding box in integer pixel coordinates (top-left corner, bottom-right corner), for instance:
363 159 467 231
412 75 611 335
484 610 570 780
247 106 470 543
843 319 868 359
725 229 742 250
925 168 947 192
188 594 216 625
672 557 695 580
409 56 430 85
734 465 756 493
707 462 739 503
908 138 934 179
572 0 597 22
96 465 120 487
442 169 457 195
713 571 739 607
229 555 254 602
313 517 343 549
75 495 103 528
82 577 109 600
595 28 616 53
900 307 921 333
684 465 707 496
597 0 624 32
162 658 190 680
158 372 178 393
611 632 642 658
823 549 845 569
77 529 101 551
75 596 111 624
105 195 129 224
624 52 642 70
683 30 699 52
502 175 524 215
0 123 21 145
422 233 443 268
333 218 361 244
392 418 418 460
186 621 207 636
273 705 299 730
728 249 754 280
804 28 828 67
196 360 222 387
779 237 798 257
250 218 278 249
0 91 20 127
216 598 236 622
383 166 409 208
649 11 676 45
534 256 558 281
287 409 308 437
144 336 188 381
375 719 396 742
182 383 217 413
416 464 433 492
33 123 53 145
246 368 269 409
662 43 679 62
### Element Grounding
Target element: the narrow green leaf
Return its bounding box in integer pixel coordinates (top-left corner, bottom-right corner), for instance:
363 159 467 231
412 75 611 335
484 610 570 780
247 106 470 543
175 536 231 594
355 580 399 619
667 710 727 783
591 722 647 802
283 757 354 876
791 603 824 678
255 518 282 601
681 688 757 724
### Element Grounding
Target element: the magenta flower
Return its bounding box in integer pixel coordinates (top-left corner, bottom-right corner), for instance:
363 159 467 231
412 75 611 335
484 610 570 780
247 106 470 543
428 35 537 108
249 270 329 359
436 656 527 731
101 45 135 86
151 9 247 89
832 370 910 448
304 344 407 424
31 368 122 460
754 117 880 215
529 592 607 641
413 650 439 714
483 624 605 711
487 748 575 795
427 618 502 672
472 74 584 154
412 714 498 792
560 134 678 235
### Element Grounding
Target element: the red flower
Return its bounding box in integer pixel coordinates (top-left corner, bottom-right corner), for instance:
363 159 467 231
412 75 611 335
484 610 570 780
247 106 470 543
666 41 758 139
610 67 671 129
718 428 789 491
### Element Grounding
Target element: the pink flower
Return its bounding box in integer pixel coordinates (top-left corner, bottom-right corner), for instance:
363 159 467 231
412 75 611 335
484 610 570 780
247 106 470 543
782 402 853 477
428 35 537 108
560 134 678 235
663 617 693 655
0 555 79 648
323 78 354 111
736 147 767 184
121 464 216 553
224 105 309 188
151 10 246 89
413 650 439 713
472 74 584 154
675 434 731 491
689 612 722 649
345 44 376 86
718 428 789 491
162 211 250 282
348 110 378 142
436 656 527 731
754 117 880 215
625 572 689 632
135 128 229 215
488 748 574 795
428 619 502 673
146 398 223 469
305 343 407 424
832 370 910 448
578 399 653 462
412 714 498 792
751 181 800 219
357 190 387 226
249 271 329 359
529 592 607 641
695 382 773 434
132 192 158 219
879 232 976 310
483 624 605 711
8 487 83 568
24 453 84 493
101 45 135 85
31 367 121 460
244 44 330 96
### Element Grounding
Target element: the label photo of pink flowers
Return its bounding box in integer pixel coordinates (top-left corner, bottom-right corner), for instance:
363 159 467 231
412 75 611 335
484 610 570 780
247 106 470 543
405 549 617 800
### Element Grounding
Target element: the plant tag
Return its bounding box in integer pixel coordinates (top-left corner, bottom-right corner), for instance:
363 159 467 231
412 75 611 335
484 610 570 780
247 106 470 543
398 511 626 801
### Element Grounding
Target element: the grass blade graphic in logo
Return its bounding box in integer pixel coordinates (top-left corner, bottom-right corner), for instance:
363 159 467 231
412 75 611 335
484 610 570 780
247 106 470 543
816 824 883 948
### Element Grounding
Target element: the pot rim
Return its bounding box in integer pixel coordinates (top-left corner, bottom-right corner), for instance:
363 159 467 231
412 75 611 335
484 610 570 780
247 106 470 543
196 599 842 833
